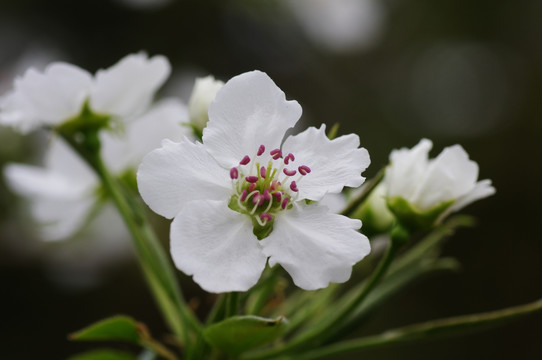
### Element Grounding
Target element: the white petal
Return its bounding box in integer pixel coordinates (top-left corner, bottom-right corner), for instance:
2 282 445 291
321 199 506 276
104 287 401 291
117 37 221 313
90 53 171 118
261 204 370 290
44 138 97 189
170 200 267 293
137 138 231 219
4 162 96 241
203 71 302 167
411 144 479 210
31 196 95 241
447 179 495 214
282 125 370 201
4 163 92 200
385 138 432 200
101 98 190 173
0 63 92 131
188 76 224 130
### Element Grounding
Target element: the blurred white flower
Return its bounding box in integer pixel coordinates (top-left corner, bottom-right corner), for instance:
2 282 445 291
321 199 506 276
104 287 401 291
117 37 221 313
138 71 371 293
4 99 189 241
187 76 224 134
0 53 170 133
384 139 495 229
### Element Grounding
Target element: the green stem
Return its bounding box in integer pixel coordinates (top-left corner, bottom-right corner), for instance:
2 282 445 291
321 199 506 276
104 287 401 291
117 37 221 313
226 292 240 318
292 297 542 360
245 231 402 359
60 131 201 354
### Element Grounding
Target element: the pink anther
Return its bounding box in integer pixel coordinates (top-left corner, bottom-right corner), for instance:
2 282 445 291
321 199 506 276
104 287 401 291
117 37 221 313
283 168 297 177
257 145 266 156
290 181 298 192
246 176 258 183
263 189 271 201
230 167 239 179
240 189 248 202
260 166 266 178
284 153 295 164
281 197 290 210
298 165 311 175
270 148 282 160
252 193 263 206
249 183 257 193
240 155 251 165
272 191 282 202
260 213 273 222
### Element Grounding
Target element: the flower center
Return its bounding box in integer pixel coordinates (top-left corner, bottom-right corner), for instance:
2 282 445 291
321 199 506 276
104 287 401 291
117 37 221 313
228 144 311 239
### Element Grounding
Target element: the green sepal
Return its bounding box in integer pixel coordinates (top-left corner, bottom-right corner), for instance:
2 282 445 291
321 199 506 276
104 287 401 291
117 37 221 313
68 349 138 360
386 196 455 232
58 102 112 135
69 315 142 344
203 315 288 355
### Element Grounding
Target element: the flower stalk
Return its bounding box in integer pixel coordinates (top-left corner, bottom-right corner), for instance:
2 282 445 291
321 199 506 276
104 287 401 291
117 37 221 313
58 126 201 354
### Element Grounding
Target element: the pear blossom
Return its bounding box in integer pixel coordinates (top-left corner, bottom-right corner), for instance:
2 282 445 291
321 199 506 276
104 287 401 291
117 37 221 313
187 75 224 133
384 138 495 229
4 99 189 240
137 71 371 293
0 53 170 133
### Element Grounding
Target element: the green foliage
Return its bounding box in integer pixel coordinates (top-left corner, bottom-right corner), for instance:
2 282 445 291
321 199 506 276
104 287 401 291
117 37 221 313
69 315 141 344
203 315 288 355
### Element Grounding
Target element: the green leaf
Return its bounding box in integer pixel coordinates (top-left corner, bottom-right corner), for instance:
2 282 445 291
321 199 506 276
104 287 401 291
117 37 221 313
203 315 287 355
69 315 141 344
68 349 137 360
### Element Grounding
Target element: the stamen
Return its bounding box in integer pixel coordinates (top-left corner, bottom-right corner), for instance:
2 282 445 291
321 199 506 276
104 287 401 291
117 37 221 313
240 189 248 202
262 189 271 201
230 167 239 179
260 213 273 222
298 165 311 175
252 193 264 206
290 181 298 192
260 166 266 178
270 148 282 160
240 155 251 165
284 153 295 164
249 183 256 193
257 145 266 156
246 176 258 183
283 168 297 177
281 197 289 210
272 191 282 202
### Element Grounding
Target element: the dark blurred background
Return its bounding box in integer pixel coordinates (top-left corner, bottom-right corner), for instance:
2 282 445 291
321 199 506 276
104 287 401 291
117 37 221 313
0 0 541 359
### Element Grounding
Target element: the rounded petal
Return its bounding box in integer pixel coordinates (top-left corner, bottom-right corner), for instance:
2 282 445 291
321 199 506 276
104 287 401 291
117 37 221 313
411 144 479 210
44 138 97 189
447 179 495 214
170 200 267 293
31 196 95 241
203 71 302 167
282 125 370 201
261 204 370 290
137 138 231 219
90 53 171 118
0 63 92 131
102 98 190 173
385 138 432 200
4 163 92 200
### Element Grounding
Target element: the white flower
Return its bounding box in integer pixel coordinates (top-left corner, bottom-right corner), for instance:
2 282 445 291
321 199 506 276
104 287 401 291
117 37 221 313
384 138 495 228
5 138 99 240
137 71 371 293
187 75 224 132
4 99 189 240
0 53 170 133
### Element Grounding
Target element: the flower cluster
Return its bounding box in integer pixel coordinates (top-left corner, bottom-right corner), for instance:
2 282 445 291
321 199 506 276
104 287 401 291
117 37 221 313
138 71 371 292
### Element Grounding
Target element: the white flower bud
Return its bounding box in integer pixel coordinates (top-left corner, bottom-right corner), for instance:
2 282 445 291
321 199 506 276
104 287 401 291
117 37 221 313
187 76 224 133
